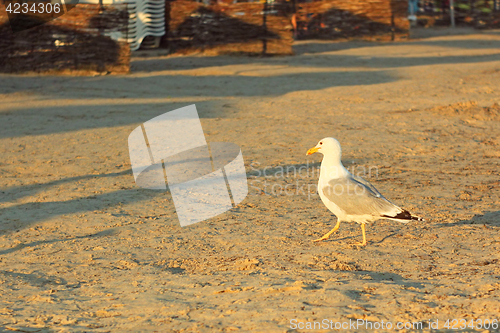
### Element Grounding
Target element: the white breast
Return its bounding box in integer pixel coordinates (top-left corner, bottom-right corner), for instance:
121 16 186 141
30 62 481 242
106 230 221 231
318 179 347 220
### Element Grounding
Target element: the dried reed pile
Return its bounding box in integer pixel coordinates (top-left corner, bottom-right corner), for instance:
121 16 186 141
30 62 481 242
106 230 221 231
165 0 293 55
296 0 409 40
0 3 130 74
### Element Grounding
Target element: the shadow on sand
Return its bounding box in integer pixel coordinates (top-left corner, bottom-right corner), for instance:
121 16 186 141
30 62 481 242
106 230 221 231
438 210 500 227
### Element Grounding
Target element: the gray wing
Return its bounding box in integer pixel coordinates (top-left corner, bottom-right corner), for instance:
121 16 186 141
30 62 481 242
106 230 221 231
322 175 400 216
351 174 385 199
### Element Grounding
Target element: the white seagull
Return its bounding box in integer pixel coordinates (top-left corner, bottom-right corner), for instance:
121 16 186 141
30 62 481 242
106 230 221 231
307 137 423 246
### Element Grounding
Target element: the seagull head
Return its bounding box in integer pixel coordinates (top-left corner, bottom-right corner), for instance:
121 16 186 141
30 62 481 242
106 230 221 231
306 137 342 158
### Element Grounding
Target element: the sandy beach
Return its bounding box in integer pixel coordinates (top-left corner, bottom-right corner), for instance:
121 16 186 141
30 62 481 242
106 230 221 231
1 28 500 332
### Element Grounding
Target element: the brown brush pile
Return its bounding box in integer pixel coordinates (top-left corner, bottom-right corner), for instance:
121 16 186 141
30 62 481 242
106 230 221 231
163 0 409 55
0 3 130 74
295 0 409 40
165 1 293 55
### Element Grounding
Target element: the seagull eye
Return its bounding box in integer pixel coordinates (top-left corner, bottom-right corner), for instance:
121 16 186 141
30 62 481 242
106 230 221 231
319 142 323 145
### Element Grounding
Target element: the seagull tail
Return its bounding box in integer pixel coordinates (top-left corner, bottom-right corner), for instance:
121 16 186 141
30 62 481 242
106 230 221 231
382 210 425 223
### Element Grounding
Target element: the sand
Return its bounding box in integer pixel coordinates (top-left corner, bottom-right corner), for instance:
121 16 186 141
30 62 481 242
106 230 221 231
1 28 500 332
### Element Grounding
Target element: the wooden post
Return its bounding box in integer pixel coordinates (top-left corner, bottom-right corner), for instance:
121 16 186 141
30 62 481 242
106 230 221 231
391 13 395 41
262 0 267 56
450 0 455 27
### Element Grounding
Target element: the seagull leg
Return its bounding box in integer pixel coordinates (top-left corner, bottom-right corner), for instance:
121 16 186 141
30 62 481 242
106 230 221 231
313 219 341 242
354 223 367 246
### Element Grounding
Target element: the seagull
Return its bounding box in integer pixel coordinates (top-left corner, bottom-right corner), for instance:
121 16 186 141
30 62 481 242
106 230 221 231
306 137 423 246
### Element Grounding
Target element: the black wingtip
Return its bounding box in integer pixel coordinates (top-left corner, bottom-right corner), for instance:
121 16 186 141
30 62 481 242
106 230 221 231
383 210 424 221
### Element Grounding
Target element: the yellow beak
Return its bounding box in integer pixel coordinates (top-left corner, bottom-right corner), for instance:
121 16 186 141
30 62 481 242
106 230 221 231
306 146 319 155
